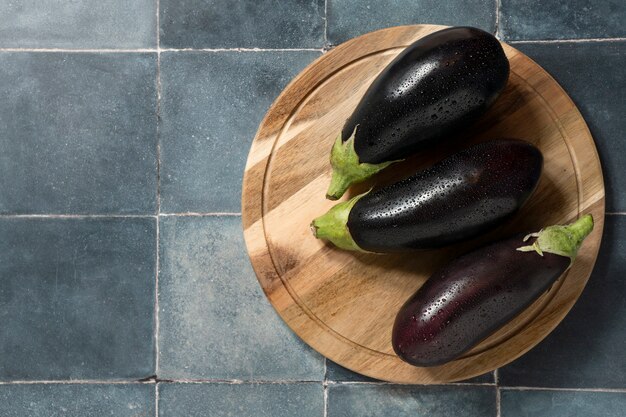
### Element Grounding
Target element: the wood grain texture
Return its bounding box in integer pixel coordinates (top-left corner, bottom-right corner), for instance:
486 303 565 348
241 25 605 383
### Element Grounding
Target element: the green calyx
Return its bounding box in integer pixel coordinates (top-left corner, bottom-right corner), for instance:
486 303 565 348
326 129 399 200
517 214 594 264
311 192 369 252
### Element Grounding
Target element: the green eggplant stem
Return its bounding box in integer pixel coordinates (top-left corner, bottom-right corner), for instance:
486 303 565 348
517 214 594 264
326 129 399 200
310 192 369 252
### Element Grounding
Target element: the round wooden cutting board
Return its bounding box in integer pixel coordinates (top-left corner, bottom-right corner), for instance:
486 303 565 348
241 25 605 383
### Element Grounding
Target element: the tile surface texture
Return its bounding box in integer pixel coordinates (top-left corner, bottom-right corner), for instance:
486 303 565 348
500 0 626 40
327 384 496 417
500 389 626 417
159 51 319 213
158 216 324 380
514 42 626 212
0 0 157 48
0 384 155 416
327 0 496 45
160 0 325 49
158 383 323 417
0 53 158 215
0 218 156 380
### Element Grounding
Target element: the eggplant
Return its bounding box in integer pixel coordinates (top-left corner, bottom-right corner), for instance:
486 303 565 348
312 139 542 252
327 26 510 200
392 215 594 367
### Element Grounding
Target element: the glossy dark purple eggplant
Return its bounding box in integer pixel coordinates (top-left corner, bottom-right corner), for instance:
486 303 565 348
312 139 542 253
327 26 510 200
391 215 594 367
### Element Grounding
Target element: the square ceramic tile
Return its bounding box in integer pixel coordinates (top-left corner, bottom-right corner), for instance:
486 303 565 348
327 384 496 417
514 42 626 212
159 51 319 213
0 0 156 48
500 0 626 40
0 218 156 380
325 360 494 384
0 384 155 416
158 383 323 417
158 216 324 380
0 53 158 215
160 0 324 49
500 389 626 417
327 0 496 45
499 216 626 388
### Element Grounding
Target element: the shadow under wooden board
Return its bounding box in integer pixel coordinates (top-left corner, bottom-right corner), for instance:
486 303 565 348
242 25 605 383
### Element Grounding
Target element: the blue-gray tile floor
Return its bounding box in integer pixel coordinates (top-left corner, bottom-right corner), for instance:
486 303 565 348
0 0 624 416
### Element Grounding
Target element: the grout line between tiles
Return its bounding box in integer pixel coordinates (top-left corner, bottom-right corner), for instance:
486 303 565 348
496 386 502 417
156 379 323 384
156 0 160 51
0 378 493 386
500 386 626 393
606 212 626 216
154 206 161 387
495 369 501 417
0 48 324 53
159 212 242 217
494 0 501 39
323 358 328 417
154 1 163 405
5 378 625 393
0 48 157 53
509 37 626 44
155 0 162 383
323 0 328 48
0 380 155 385
323 381 497 387
1 39 624 54
154 204 161 384
0 213 245 219
161 48 324 52
0 214 157 219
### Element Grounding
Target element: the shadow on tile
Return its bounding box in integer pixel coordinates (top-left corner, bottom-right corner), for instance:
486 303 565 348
325 360 494 384
513 42 625 212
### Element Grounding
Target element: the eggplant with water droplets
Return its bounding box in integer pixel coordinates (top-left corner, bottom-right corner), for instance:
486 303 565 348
392 215 594 367
312 139 542 252
327 26 510 200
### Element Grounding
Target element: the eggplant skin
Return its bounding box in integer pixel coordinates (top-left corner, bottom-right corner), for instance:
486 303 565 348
347 139 543 252
343 26 510 164
392 235 570 367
